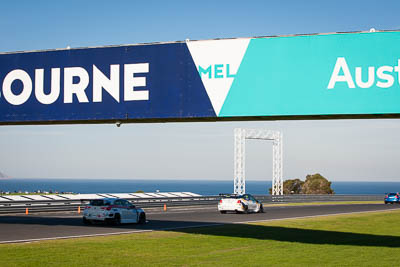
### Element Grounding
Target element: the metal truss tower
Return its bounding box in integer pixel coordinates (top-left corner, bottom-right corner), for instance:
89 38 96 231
234 128 283 195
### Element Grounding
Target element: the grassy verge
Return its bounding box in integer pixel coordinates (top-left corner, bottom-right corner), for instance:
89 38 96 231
1 210 400 266
263 200 383 206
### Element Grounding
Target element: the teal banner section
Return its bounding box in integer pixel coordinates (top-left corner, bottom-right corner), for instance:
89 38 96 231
220 32 400 117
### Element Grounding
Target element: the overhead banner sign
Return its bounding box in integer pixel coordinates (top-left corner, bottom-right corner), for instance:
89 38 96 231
1 31 400 125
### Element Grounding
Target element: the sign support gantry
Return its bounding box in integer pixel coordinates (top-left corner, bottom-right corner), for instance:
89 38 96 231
234 128 283 195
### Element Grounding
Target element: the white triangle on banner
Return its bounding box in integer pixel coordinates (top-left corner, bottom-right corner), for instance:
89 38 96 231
187 39 250 116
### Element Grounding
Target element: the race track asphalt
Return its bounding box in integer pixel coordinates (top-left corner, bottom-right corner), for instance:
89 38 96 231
0 203 399 243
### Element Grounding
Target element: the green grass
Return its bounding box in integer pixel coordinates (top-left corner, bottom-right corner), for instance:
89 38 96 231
1 210 400 266
263 200 382 206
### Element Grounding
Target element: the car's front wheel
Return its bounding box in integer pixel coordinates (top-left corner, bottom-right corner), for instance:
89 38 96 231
138 213 146 224
220 211 227 214
258 204 264 213
242 204 249 214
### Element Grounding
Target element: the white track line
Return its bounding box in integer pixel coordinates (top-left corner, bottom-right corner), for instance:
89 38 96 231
0 223 221 244
1 207 399 244
0 229 154 244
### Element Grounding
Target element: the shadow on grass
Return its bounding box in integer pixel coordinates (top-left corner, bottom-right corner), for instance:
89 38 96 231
0 215 400 247
173 223 400 248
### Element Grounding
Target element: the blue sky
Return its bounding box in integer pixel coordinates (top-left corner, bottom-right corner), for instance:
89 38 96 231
2 0 399 52
1 0 400 181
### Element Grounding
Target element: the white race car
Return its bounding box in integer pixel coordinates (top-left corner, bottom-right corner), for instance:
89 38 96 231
218 194 264 214
83 198 146 225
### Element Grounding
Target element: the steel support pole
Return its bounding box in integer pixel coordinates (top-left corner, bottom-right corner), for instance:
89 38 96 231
234 128 245 195
234 128 283 195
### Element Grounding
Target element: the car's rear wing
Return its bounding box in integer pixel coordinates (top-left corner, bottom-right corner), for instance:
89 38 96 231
219 193 239 198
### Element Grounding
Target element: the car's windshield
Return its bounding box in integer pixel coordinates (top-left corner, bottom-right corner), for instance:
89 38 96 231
388 193 397 196
90 199 112 206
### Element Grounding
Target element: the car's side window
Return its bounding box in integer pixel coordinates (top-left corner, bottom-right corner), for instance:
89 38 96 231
114 200 122 206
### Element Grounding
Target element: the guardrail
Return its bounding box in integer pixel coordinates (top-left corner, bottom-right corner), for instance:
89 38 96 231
0 195 219 214
257 194 383 203
0 194 384 214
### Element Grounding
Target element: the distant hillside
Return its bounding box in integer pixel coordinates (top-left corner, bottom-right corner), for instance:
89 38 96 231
0 171 9 179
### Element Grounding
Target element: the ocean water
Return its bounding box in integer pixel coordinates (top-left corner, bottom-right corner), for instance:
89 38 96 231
1 178 400 195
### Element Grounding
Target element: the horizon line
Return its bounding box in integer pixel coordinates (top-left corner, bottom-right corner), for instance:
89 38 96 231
2 177 400 183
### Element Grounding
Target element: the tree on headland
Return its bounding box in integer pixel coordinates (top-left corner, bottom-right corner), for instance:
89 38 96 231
302 173 334 194
282 178 304 194
269 173 334 194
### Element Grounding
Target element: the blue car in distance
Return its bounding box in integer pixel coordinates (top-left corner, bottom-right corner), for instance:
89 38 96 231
384 193 400 204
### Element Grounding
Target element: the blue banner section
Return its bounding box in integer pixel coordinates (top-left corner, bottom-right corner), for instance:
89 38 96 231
3 31 400 125
0 43 216 124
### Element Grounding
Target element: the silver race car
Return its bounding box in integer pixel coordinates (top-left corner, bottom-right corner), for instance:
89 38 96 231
218 194 264 214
